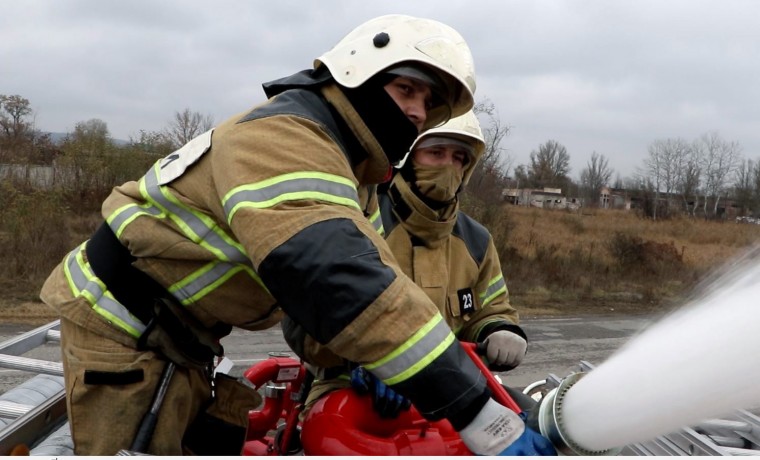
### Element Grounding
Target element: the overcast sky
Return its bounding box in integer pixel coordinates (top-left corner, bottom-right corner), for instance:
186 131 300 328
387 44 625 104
2 0 758 179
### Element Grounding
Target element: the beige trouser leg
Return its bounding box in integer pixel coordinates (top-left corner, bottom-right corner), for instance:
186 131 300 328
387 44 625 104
303 376 351 416
60 318 210 455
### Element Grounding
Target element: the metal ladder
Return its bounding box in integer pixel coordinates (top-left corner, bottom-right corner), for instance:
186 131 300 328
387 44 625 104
0 320 67 455
4 322 760 456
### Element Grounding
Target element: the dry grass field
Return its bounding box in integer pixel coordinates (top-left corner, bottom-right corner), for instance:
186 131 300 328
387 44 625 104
1 195 759 325
468 204 760 317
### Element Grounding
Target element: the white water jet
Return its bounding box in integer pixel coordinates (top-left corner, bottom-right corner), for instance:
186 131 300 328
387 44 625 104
560 248 760 452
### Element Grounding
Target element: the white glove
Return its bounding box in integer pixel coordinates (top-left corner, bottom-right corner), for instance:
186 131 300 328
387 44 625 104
460 398 557 455
484 330 527 367
459 398 525 455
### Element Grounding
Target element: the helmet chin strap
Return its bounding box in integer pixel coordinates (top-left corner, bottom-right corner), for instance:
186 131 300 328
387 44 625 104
340 73 419 166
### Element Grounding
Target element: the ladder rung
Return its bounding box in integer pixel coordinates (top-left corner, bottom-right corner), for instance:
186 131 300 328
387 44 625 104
0 401 32 419
0 355 63 376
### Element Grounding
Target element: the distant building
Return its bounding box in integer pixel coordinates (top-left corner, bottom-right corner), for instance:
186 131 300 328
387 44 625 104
502 187 580 210
599 186 631 210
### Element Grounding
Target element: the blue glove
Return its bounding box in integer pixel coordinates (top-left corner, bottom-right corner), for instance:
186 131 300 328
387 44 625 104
499 425 557 456
350 367 411 418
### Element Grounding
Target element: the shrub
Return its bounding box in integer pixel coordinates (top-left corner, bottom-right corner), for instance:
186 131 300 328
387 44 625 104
606 232 683 276
0 185 71 282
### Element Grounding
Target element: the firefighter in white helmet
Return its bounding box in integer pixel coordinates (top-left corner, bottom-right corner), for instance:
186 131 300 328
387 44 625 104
285 111 548 449
41 14 553 455
385 110 530 374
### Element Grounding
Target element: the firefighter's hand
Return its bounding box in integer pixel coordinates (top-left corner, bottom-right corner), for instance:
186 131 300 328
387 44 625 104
484 330 527 367
498 425 557 456
350 367 411 419
459 399 557 456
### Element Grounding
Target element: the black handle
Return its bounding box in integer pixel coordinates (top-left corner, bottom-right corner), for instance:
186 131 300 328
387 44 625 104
129 361 176 453
130 413 159 453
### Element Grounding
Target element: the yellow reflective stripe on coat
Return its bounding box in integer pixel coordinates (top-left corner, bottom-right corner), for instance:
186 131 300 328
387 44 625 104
364 314 455 386
167 260 268 305
107 203 164 237
368 207 384 235
480 274 506 308
63 243 146 338
141 163 249 263
222 171 361 223
105 162 267 305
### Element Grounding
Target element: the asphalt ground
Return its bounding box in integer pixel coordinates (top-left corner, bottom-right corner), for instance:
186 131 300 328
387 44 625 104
0 314 654 393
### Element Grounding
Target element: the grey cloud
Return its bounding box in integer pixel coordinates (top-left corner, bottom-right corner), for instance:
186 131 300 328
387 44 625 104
2 0 758 179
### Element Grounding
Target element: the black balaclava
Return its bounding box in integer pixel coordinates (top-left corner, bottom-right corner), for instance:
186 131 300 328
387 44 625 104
340 73 419 166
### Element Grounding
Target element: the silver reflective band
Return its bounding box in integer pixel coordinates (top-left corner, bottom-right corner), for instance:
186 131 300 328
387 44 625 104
168 261 266 305
223 172 361 223
108 203 164 237
366 315 454 384
142 163 249 264
64 243 146 338
106 161 267 306
480 275 506 307
368 208 384 235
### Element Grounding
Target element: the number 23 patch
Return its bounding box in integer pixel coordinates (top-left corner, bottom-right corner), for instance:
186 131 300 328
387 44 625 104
457 288 475 316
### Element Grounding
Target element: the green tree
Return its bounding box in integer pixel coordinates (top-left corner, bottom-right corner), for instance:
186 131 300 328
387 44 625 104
128 129 176 157
56 119 115 208
0 94 32 140
0 94 34 160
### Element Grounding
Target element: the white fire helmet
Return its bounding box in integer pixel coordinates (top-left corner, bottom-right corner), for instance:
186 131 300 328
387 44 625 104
315 14 476 129
404 110 485 185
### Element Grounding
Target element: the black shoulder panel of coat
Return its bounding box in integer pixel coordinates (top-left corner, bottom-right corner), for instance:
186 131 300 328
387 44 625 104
452 211 491 266
236 88 368 168
258 218 396 345
280 315 307 360
261 67 333 99
378 192 400 236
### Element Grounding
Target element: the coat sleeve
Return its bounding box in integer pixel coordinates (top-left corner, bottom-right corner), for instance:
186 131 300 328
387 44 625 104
459 236 527 344
211 113 490 429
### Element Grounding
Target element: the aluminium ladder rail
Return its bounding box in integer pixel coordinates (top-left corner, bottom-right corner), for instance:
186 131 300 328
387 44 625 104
0 320 66 455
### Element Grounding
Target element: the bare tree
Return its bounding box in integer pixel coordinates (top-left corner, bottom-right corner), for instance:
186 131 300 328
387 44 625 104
525 140 571 189
753 162 760 216
694 131 742 217
676 146 702 217
165 108 214 148
645 138 692 218
473 100 513 172
733 159 755 216
469 99 512 198
580 152 613 207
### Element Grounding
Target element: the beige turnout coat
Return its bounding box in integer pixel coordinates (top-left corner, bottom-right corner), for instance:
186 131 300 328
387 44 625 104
41 73 490 454
293 172 525 409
